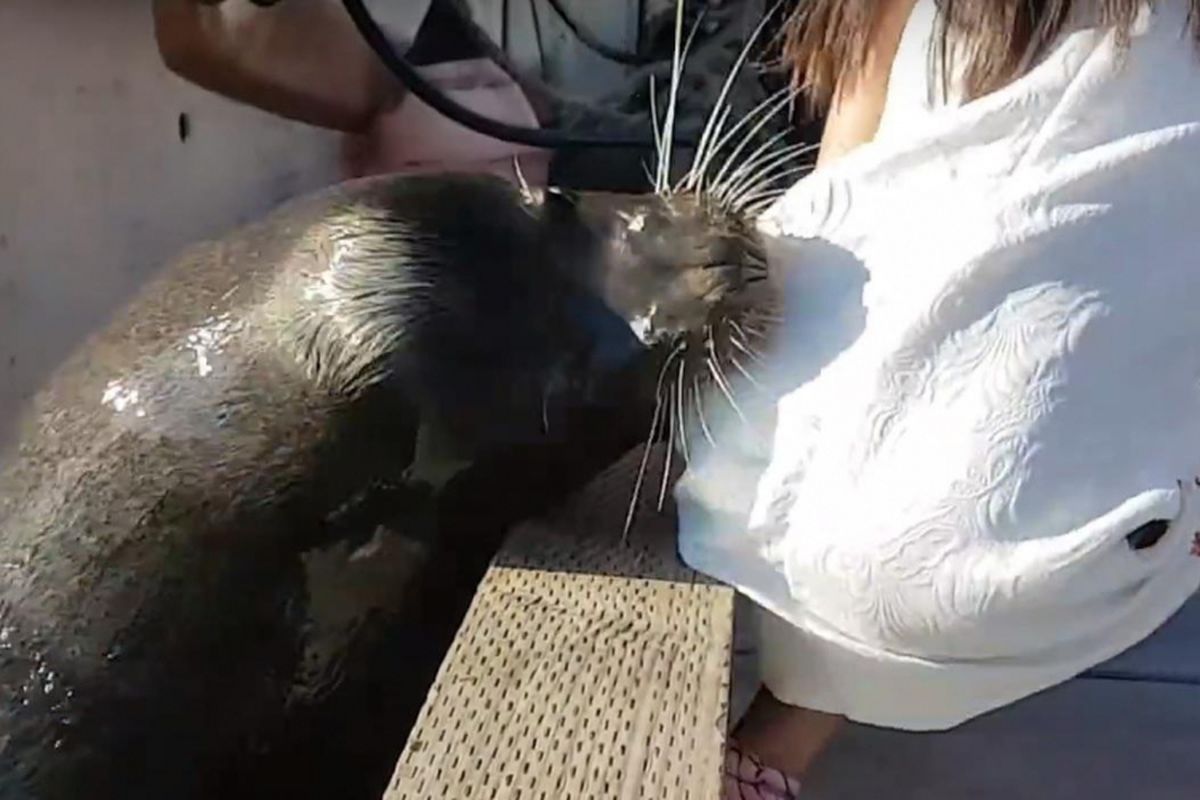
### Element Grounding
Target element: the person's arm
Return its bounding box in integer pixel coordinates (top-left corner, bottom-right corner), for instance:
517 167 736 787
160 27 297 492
152 0 402 132
816 0 917 167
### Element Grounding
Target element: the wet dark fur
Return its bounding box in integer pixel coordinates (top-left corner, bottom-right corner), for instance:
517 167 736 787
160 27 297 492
0 172 762 799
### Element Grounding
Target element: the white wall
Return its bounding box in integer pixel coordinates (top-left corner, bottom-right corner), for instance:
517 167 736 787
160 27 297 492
0 0 343 450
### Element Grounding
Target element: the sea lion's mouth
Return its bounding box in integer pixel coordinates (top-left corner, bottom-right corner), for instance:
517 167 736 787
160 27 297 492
627 309 664 347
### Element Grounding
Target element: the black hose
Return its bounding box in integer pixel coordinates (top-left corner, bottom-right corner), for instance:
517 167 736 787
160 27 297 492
527 0 547 77
542 0 654 65
501 0 510 52
341 0 696 151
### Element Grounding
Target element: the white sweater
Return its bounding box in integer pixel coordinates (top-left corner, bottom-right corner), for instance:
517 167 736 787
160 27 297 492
676 0 1200 730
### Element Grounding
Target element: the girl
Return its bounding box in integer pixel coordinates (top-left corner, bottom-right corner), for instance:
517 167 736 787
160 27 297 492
683 2 1200 797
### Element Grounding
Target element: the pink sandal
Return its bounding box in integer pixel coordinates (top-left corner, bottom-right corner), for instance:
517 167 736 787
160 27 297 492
723 739 803 799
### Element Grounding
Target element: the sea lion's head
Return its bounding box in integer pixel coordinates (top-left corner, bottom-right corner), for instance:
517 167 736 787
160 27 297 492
539 188 773 352
533 183 783 528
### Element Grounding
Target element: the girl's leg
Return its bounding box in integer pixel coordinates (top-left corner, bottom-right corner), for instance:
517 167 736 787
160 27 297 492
723 689 844 798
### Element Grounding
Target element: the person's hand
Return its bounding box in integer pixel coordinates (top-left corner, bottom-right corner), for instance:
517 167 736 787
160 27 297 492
153 0 401 132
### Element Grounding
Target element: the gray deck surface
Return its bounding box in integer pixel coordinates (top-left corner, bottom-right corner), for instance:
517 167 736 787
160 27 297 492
803 597 1200 799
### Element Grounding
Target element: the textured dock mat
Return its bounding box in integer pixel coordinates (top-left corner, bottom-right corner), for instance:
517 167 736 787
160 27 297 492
384 444 735 799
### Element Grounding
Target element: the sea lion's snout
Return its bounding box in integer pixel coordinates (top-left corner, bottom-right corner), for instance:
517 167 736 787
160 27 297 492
619 248 757 349
566 192 766 354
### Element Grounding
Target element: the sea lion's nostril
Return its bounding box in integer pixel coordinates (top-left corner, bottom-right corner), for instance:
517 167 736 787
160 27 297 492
710 264 741 287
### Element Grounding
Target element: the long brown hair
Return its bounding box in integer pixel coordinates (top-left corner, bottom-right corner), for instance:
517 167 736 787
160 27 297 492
782 0 1200 108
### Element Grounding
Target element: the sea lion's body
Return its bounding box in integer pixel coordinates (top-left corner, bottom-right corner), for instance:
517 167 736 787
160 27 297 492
0 172 763 799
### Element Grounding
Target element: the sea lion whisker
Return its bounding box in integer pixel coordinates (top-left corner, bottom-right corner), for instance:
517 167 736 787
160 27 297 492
727 319 752 340
681 0 784 194
705 329 738 386
733 187 783 208
678 103 731 195
719 142 818 204
733 187 785 214
675 359 690 464
707 91 801 204
654 340 688 393
742 199 780 218
729 164 816 210
625 343 686 533
707 352 749 426
692 376 716 447
656 0 703 194
705 84 795 155
707 128 795 200
728 326 765 361
743 209 773 221
694 84 798 201
726 140 818 188
740 325 769 340
737 341 767 363
747 310 784 323
628 338 686 525
731 166 815 206
653 36 679 195
733 314 771 336
729 189 777 211
728 351 766 392
658 399 675 512
623 389 665 542
705 110 801 208
723 154 817 211
648 73 664 185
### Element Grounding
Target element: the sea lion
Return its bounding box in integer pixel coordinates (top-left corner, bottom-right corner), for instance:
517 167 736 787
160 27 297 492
0 170 769 800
